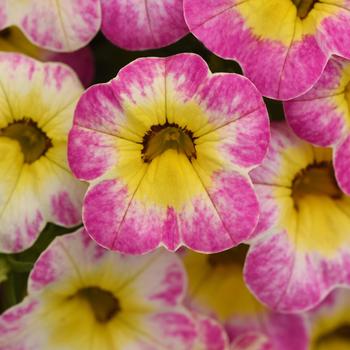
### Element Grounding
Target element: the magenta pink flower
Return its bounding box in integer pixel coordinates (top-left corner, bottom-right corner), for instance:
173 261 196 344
184 0 350 100
100 0 188 50
0 229 203 350
0 1 101 52
68 53 269 255
284 56 350 195
0 53 86 253
246 122 350 312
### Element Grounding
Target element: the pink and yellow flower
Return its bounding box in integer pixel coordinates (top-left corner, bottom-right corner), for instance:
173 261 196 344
0 229 202 350
0 27 94 87
0 53 87 253
101 0 189 50
184 247 308 350
284 56 350 195
246 122 350 312
68 53 269 255
0 1 101 52
184 0 350 100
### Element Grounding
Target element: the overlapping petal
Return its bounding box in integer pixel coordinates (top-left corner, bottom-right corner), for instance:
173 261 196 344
101 0 188 50
0 27 94 86
184 0 350 99
0 53 86 252
0 229 201 350
284 56 350 194
69 53 269 254
246 122 350 312
0 1 101 52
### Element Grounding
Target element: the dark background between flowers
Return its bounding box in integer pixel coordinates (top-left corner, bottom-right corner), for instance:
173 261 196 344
0 31 284 313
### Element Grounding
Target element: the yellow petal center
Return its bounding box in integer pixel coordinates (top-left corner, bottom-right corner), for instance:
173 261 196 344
292 0 318 19
0 119 52 163
75 287 121 324
292 161 342 209
142 123 196 163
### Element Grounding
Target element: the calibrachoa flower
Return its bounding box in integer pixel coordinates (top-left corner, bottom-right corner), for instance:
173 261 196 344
284 56 350 195
184 0 350 100
307 289 350 350
0 27 94 87
0 1 101 52
184 247 308 350
68 53 269 254
0 229 202 350
0 53 86 253
246 122 350 312
101 0 188 51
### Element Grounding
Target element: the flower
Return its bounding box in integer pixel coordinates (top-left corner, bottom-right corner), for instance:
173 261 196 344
0 27 94 87
307 289 350 350
68 53 269 254
184 247 308 350
184 0 350 100
245 122 350 312
0 1 101 52
284 56 350 195
0 229 202 350
0 53 87 253
100 0 189 50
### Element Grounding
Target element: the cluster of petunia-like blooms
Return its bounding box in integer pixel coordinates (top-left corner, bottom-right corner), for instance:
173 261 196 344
1 1 350 349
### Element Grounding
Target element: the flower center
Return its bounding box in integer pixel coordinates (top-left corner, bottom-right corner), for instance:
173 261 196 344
76 286 121 323
208 245 248 267
292 0 318 19
0 28 11 39
315 324 350 349
292 161 343 209
0 119 52 163
141 123 196 163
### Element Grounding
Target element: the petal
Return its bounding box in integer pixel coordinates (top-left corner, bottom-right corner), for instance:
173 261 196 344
2 1 101 51
230 332 273 350
101 0 188 50
318 5 350 58
0 145 45 253
0 297 43 350
112 310 197 350
68 127 120 181
192 74 269 168
284 57 350 147
334 134 350 194
193 313 229 350
180 170 259 252
33 150 86 227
